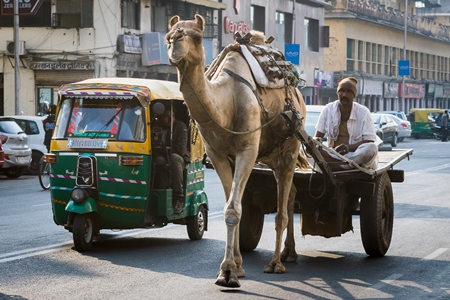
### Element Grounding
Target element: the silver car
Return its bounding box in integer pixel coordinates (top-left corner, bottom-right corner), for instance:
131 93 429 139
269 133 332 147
0 117 32 178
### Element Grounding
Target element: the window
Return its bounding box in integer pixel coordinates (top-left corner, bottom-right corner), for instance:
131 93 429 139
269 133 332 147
304 18 319 52
274 12 285 50
251 5 265 32
0 0 51 27
165 0 216 38
122 0 140 30
52 0 93 28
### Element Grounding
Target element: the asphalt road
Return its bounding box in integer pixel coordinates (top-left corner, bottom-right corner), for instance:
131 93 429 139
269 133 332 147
1 137 449 300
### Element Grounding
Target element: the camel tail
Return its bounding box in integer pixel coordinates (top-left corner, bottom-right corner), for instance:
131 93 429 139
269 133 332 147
296 151 309 171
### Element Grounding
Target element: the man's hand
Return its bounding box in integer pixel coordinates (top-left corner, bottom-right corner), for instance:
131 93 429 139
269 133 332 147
335 144 349 155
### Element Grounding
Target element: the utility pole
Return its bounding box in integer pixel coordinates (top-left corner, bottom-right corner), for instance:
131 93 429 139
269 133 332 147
292 0 296 43
14 0 20 115
402 0 408 113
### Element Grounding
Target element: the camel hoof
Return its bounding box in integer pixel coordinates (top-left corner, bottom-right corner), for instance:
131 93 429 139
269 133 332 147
215 270 241 288
280 247 298 262
236 266 246 278
263 262 286 274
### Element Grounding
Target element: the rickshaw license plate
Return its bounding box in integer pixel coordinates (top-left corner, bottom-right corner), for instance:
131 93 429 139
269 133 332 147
67 138 108 149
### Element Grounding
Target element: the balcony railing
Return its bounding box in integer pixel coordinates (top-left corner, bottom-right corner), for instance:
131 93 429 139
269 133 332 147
337 0 450 42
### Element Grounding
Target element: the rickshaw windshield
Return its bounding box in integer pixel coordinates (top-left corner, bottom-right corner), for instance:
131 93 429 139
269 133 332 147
54 97 145 142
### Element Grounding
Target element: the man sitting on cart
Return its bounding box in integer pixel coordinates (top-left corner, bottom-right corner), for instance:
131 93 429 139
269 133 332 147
313 77 378 171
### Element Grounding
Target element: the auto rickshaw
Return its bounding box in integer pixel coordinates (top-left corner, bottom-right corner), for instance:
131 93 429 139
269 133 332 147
409 108 444 139
46 78 208 252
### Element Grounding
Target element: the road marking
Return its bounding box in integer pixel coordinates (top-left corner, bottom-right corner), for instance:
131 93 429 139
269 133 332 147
423 248 448 260
1 211 224 264
33 203 51 207
368 273 404 291
405 163 450 176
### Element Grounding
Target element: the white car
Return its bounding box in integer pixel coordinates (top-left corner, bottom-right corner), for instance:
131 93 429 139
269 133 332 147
0 118 32 178
4 116 47 175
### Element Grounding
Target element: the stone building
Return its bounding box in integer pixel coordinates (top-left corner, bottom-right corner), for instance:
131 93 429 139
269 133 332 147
322 0 450 113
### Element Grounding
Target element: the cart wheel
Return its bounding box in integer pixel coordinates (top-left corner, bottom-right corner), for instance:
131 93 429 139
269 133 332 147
239 191 264 252
73 214 95 252
187 205 206 240
360 173 393 257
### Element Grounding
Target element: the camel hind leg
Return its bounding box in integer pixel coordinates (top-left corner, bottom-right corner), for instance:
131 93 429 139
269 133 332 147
264 146 299 273
280 183 298 262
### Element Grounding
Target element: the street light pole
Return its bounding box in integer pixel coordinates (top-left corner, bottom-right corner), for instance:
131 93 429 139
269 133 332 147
14 0 20 115
402 0 408 113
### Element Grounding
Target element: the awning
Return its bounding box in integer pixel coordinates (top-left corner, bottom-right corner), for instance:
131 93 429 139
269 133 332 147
184 0 227 10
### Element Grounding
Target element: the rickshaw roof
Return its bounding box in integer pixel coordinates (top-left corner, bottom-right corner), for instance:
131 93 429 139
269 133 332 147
410 108 444 113
58 78 184 102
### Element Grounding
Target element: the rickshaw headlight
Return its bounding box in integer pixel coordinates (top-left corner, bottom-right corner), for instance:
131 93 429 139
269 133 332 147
71 188 88 204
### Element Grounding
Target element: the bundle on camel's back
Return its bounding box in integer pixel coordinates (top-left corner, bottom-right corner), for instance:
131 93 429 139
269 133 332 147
166 14 308 288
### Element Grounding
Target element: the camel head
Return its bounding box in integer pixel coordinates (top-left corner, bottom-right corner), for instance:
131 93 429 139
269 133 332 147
166 14 205 67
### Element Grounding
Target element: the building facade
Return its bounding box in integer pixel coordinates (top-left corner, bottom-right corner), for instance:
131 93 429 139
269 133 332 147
0 0 331 116
323 0 450 114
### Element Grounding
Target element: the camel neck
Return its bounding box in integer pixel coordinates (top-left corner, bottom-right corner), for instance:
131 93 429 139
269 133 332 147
178 62 216 126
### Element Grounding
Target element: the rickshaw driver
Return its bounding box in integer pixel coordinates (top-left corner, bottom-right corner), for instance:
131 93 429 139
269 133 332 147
83 108 133 140
313 77 378 171
155 109 189 214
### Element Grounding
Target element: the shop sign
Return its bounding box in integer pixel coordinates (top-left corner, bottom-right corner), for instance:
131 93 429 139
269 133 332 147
1 0 43 15
361 80 382 95
117 53 140 71
426 83 435 99
223 17 249 34
141 32 169 66
383 82 398 98
399 83 424 98
314 69 333 88
30 61 94 70
443 85 450 98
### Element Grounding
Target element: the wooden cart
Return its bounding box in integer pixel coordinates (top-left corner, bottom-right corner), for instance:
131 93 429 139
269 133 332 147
238 128 413 257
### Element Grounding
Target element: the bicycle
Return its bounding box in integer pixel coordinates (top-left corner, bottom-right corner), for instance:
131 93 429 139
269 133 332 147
38 155 50 190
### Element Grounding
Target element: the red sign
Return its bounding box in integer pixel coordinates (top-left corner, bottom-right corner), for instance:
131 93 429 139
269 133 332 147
1 0 43 15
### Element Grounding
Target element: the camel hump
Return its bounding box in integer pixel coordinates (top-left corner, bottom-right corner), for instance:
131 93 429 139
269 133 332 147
235 32 301 89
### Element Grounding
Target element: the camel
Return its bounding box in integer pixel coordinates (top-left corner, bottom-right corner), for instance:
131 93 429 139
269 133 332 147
166 14 307 288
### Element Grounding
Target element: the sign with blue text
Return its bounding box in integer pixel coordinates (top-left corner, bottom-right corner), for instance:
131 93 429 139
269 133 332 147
285 44 300 65
398 60 410 76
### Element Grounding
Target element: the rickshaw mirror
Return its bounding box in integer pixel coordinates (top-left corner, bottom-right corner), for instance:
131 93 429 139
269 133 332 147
153 102 165 116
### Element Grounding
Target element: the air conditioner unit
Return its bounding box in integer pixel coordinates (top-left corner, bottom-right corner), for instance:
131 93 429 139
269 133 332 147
6 41 26 56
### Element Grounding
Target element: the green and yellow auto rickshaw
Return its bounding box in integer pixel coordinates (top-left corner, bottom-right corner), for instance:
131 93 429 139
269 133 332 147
409 108 444 139
46 78 208 252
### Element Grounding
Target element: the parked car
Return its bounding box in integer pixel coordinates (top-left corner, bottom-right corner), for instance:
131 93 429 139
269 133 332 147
5 116 47 175
372 113 411 142
305 105 326 136
0 135 5 168
0 117 32 178
371 113 399 147
375 110 408 121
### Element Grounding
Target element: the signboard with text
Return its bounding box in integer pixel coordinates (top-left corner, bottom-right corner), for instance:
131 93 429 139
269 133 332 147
1 0 43 15
284 44 300 65
398 60 410 76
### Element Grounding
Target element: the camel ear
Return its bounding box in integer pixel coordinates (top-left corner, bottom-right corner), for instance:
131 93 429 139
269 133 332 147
195 14 205 32
168 15 180 29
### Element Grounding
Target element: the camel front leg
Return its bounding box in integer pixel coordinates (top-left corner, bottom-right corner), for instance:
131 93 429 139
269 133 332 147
215 149 257 288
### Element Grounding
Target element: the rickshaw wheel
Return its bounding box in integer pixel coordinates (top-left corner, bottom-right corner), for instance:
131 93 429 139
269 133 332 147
360 173 394 257
73 214 95 252
239 190 264 252
187 205 206 240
